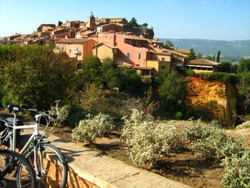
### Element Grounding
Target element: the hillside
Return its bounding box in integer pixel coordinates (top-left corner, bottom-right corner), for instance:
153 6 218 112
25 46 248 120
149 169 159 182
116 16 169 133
160 38 250 63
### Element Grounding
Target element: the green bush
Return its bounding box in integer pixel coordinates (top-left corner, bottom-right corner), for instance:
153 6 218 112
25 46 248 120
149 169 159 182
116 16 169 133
200 72 238 85
66 106 87 127
71 113 114 143
0 45 76 110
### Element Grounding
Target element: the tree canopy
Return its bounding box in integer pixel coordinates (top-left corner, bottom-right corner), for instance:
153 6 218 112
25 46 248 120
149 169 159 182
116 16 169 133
188 48 196 60
0 44 76 110
163 40 174 50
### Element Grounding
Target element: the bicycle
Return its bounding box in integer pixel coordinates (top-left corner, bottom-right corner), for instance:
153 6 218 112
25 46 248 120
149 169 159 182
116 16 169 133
0 105 68 188
0 149 36 188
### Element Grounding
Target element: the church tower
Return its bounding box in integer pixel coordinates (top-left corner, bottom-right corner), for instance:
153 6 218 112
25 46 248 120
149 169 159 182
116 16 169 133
86 11 96 30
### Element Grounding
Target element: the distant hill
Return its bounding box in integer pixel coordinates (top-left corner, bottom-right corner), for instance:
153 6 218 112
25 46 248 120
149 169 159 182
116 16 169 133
160 39 250 63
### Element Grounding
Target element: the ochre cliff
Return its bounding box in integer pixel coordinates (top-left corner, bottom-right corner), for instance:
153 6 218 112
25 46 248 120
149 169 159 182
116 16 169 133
185 77 237 127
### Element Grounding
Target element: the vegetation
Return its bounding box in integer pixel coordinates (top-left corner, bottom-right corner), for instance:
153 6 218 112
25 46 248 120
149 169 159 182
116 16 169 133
188 48 196 60
71 113 114 143
121 109 181 167
163 40 174 50
1 43 250 188
127 17 154 39
158 71 187 119
184 120 250 187
49 100 70 127
0 44 76 110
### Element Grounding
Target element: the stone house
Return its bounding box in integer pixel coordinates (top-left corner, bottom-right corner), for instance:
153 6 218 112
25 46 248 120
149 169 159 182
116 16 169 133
97 23 124 35
92 43 118 62
93 32 174 75
186 58 219 73
55 38 96 68
39 24 56 32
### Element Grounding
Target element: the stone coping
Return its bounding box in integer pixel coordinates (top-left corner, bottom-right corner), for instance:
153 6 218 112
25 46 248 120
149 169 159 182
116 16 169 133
22 130 192 188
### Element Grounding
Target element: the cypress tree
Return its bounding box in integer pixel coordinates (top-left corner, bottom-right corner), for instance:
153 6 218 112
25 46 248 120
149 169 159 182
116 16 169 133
216 50 221 62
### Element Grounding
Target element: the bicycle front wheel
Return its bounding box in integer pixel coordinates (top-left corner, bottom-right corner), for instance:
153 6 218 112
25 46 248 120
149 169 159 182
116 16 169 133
23 143 68 188
0 149 36 188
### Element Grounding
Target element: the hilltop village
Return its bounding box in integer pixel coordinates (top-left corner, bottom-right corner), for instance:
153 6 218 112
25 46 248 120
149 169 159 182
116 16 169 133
1 14 219 76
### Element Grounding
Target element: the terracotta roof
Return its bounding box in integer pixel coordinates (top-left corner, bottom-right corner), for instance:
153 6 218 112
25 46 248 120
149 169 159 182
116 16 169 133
133 66 154 70
55 38 89 43
92 42 117 49
122 34 148 41
174 49 190 54
150 50 172 56
164 48 188 58
189 58 219 66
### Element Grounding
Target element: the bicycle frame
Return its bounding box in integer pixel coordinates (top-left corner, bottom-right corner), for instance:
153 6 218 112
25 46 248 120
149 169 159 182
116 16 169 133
3 111 49 177
8 111 39 155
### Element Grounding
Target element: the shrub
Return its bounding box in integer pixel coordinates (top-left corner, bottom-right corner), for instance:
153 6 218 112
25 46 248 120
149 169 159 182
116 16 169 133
184 120 246 160
66 106 87 127
49 100 70 127
122 109 180 167
71 113 114 143
221 150 250 188
184 119 221 142
195 132 244 160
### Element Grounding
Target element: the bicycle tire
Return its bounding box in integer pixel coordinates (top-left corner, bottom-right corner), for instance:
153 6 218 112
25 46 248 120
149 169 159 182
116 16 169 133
23 143 68 188
0 149 36 188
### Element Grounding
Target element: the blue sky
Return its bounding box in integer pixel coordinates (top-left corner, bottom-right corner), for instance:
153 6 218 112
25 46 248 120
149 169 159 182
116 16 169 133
0 0 250 40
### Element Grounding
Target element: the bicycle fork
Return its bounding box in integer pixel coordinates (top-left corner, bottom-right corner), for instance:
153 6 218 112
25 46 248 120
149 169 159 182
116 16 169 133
33 139 49 179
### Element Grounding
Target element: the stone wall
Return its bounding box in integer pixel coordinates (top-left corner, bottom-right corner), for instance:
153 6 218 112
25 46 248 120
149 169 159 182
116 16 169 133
42 156 100 188
185 76 237 127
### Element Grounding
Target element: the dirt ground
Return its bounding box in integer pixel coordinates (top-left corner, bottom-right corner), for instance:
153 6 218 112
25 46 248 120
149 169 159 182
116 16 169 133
46 123 250 188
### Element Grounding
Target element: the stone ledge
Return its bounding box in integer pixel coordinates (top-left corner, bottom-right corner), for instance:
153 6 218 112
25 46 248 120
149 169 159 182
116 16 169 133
22 130 192 188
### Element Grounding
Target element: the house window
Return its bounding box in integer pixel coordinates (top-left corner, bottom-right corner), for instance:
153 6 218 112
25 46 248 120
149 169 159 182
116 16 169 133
69 49 71 54
77 63 82 69
126 53 131 59
162 58 165 61
137 53 141 59
161 66 166 69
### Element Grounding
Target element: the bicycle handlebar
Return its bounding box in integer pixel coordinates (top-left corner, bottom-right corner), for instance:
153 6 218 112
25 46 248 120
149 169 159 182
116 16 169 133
7 104 57 118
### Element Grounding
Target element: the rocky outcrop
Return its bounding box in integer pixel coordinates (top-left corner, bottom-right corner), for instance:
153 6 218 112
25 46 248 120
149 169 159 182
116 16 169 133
185 77 237 127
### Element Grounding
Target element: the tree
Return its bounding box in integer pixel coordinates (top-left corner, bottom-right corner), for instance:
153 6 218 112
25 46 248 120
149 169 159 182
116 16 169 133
197 53 202 58
204 55 213 61
79 56 102 84
218 62 237 73
129 17 139 28
159 71 187 105
163 40 174 50
143 28 154 39
141 23 148 29
101 58 123 90
237 58 250 118
81 83 108 113
237 72 250 116
120 68 141 93
212 54 216 61
216 50 221 62
1 45 76 110
188 48 196 60
58 21 63 26
238 58 250 73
